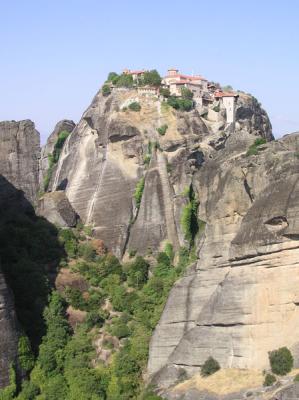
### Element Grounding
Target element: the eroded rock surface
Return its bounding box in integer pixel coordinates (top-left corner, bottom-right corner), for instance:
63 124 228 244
47 89 271 258
148 133 299 390
0 120 40 204
37 190 77 227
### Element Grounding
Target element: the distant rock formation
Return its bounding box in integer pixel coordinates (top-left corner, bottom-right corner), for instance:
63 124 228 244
0 120 40 204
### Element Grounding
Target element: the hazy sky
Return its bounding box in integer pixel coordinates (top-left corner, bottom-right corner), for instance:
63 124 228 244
1 0 299 143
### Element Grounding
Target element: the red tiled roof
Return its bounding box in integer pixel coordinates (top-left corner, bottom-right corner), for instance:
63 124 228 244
214 91 238 97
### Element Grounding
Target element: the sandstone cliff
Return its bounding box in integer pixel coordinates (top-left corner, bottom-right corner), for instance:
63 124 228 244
0 120 40 204
149 132 299 391
47 89 271 259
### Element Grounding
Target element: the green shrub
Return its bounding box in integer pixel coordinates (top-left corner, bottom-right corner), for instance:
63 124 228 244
294 373 299 382
107 72 119 83
246 137 267 156
108 318 130 339
269 347 293 375
116 73 134 88
134 177 145 208
180 185 199 245
181 87 194 100
201 357 220 377
77 242 96 262
159 88 170 98
102 84 111 96
213 104 220 112
144 154 151 166
0 365 16 400
263 373 276 387
64 287 86 310
129 249 137 258
18 336 35 373
164 242 174 261
125 256 149 288
128 102 141 111
141 70 162 87
156 124 168 136
167 96 193 111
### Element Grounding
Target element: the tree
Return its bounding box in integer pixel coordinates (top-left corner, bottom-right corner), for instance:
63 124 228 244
107 72 118 82
116 74 133 88
159 87 170 98
269 347 294 375
18 336 35 373
201 357 220 377
181 87 194 100
102 84 111 96
142 70 162 86
126 256 149 288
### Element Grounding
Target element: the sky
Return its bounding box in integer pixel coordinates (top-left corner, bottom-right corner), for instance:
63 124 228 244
1 0 299 143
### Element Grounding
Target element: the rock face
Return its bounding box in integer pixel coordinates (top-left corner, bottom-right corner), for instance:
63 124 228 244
0 271 19 388
37 190 77 227
0 176 25 388
148 132 299 388
47 89 271 258
39 119 75 185
0 120 40 204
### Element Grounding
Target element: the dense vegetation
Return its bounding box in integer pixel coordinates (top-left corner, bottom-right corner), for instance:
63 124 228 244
0 204 195 399
0 210 62 351
106 70 161 88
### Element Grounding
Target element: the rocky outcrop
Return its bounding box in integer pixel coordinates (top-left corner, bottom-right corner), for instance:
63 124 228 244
0 176 24 388
0 120 40 204
37 190 77 227
148 132 299 390
47 89 271 258
39 119 75 185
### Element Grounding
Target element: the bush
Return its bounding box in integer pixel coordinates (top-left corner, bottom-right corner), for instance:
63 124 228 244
116 73 134 88
159 88 170 98
181 186 199 245
142 70 162 87
125 256 149 288
134 177 145 208
156 124 168 136
107 72 119 83
269 347 293 375
263 373 276 387
201 356 220 377
18 335 35 373
167 96 193 111
128 102 141 111
102 84 111 96
246 137 267 156
294 373 299 382
181 87 193 100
